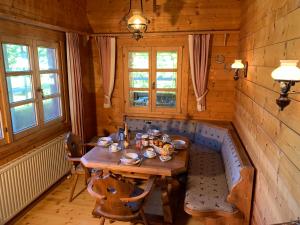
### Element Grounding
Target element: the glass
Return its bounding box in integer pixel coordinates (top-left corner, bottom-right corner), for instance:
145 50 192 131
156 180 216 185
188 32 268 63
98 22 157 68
157 51 177 69
128 52 149 69
43 97 62 122
2 43 30 72
156 72 177 89
38 47 57 70
11 103 37 133
40 73 59 96
130 91 149 107
156 91 176 108
129 72 149 88
6 75 33 103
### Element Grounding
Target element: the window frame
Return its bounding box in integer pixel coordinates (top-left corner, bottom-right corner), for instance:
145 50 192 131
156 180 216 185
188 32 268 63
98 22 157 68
0 35 68 143
34 40 66 126
124 46 182 115
151 46 182 113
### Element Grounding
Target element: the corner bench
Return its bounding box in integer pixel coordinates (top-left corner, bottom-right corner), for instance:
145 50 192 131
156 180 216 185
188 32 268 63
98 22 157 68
186 126 254 225
125 117 254 225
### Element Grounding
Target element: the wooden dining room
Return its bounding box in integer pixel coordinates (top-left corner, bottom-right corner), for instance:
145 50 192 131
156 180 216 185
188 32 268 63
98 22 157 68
0 0 299 225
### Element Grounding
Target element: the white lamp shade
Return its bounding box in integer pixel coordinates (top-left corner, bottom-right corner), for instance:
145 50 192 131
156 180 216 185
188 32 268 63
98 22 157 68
271 60 300 81
231 60 245 69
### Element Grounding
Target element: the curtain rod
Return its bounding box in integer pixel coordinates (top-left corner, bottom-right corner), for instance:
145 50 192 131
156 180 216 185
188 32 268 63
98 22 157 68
0 12 88 35
90 29 240 37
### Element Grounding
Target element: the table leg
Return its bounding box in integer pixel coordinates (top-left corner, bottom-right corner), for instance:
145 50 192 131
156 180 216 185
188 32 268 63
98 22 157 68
160 176 173 224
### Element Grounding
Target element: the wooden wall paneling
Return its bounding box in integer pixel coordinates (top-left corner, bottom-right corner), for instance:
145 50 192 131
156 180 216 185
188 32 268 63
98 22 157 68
0 0 91 32
86 0 241 33
91 33 239 136
234 4 300 221
235 102 300 223
234 2 300 222
79 36 97 142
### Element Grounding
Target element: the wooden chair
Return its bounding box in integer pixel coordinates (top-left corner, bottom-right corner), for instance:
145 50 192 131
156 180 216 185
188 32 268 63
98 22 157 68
64 132 93 202
87 172 156 225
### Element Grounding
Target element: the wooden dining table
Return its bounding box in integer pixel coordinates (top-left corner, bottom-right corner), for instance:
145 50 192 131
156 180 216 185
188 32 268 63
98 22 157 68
81 135 190 224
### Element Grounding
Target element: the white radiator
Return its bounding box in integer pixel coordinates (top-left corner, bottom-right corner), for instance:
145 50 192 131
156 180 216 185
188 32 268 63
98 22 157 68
0 134 71 225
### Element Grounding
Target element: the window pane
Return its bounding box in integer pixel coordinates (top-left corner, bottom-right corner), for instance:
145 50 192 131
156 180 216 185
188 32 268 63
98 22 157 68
38 47 57 70
128 52 149 69
2 44 30 72
6 75 33 103
11 103 37 133
156 72 176 89
156 91 176 108
41 73 59 96
43 97 61 122
130 91 149 107
157 51 177 69
129 72 149 88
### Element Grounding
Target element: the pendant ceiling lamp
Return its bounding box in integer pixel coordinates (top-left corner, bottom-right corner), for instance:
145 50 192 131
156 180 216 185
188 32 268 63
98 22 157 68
126 0 149 41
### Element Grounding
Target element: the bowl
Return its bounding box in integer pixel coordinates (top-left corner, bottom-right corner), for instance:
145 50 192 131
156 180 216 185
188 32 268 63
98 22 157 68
97 137 113 146
120 152 139 164
172 140 187 150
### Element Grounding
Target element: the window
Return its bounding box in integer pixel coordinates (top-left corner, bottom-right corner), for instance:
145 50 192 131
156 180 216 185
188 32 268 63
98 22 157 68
0 37 66 141
37 46 62 122
124 47 182 114
3 43 37 133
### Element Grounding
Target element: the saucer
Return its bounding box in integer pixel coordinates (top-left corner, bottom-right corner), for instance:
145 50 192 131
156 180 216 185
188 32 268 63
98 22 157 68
159 155 172 162
143 151 157 159
120 158 141 165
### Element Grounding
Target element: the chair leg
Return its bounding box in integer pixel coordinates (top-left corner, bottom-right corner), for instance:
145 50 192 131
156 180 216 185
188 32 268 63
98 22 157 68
84 166 90 185
69 174 79 202
99 217 105 225
140 209 148 225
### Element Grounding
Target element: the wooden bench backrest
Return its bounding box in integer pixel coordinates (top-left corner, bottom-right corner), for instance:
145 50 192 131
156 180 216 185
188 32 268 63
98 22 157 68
224 130 254 225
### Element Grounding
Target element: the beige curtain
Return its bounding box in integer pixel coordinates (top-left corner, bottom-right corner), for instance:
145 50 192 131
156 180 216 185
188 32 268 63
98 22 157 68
95 36 116 108
66 33 84 140
188 34 211 111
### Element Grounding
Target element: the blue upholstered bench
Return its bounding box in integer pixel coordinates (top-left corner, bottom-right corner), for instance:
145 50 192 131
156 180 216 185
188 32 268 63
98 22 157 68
125 117 254 225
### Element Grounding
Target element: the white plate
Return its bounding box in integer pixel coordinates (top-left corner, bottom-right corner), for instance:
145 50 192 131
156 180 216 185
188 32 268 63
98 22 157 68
121 158 141 165
172 140 186 149
159 155 172 162
143 151 157 159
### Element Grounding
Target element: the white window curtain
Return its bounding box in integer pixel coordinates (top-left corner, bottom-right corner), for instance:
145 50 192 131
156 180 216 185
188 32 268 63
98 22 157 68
95 36 116 108
188 34 211 112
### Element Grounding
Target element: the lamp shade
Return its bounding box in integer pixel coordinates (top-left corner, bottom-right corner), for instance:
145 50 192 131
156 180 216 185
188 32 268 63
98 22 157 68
231 60 245 69
271 60 300 81
127 11 147 32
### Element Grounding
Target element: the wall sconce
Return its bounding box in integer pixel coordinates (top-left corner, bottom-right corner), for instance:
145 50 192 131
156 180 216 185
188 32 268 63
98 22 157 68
271 60 300 111
231 60 248 80
126 0 149 41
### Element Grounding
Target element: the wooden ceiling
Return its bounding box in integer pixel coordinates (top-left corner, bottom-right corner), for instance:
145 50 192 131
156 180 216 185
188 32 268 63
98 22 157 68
0 0 91 32
86 0 242 33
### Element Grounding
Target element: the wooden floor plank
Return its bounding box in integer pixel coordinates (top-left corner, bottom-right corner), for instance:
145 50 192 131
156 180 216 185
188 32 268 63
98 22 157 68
11 176 203 225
